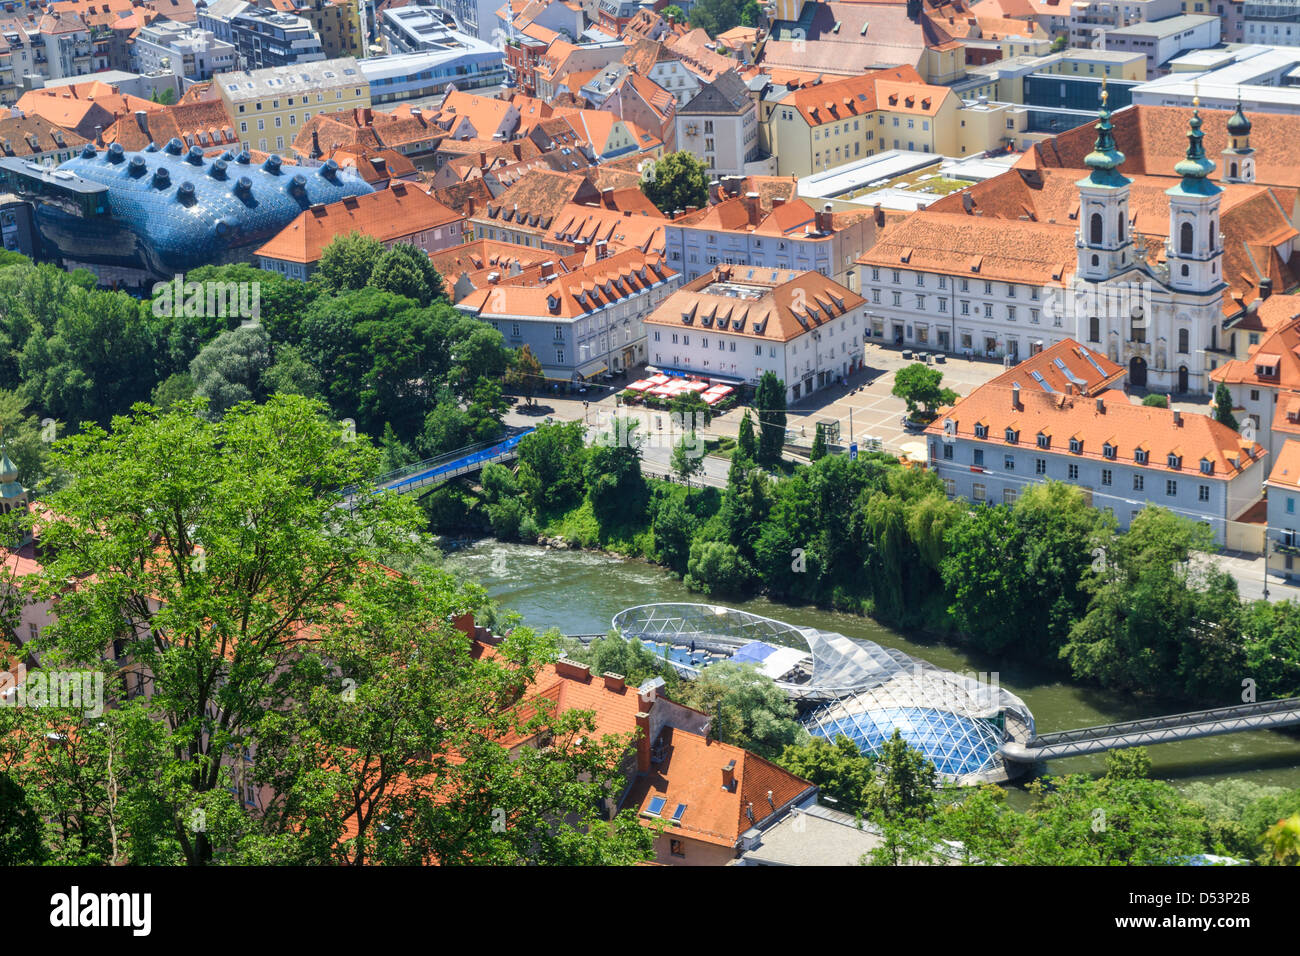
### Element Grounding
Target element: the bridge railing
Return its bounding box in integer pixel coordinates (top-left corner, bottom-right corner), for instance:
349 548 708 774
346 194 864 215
1029 695 1300 748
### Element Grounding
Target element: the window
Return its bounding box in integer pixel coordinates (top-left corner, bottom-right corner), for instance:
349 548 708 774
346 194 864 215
1036 433 1050 449
1179 221 1193 254
1102 469 1112 486
1198 485 1210 502
1090 212 1103 245
974 449 984 467
943 444 953 460
646 796 667 816
1289 498 1296 515
1103 443 1116 460
670 839 685 858
1004 454 1015 470
943 478 956 496
1003 488 1017 505
1089 316 1100 342
1069 437 1082 454
974 423 988 439
1035 458 1046 475
1166 479 1178 497
1135 448 1149 466
1133 474 1145 491
972 483 986 502
556 349 565 364
1005 427 1018 443
1178 328 1189 354
1068 463 1079 481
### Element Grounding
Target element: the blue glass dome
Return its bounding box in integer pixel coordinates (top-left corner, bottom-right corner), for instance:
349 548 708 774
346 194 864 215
807 704 1007 778
57 139 373 275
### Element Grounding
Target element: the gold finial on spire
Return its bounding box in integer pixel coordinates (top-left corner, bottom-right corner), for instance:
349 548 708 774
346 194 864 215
1101 75 1108 105
1193 78 1200 109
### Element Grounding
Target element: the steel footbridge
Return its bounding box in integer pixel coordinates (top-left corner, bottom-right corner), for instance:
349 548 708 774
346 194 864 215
342 428 534 505
1000 695 1300 762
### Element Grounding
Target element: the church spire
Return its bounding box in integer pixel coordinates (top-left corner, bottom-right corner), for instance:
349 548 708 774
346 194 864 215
1082 80 1128 186
1173 95 1216 184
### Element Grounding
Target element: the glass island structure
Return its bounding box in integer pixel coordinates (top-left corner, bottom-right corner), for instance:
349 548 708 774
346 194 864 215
610 603 1034 784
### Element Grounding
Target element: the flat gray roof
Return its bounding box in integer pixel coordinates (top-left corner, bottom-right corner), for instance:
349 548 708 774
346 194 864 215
1106 13 1218 37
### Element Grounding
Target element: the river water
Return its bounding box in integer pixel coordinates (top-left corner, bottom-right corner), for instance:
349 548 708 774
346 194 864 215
442 539 1300 797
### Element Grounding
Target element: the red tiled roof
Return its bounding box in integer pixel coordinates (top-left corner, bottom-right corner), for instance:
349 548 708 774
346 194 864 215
256 183 463 265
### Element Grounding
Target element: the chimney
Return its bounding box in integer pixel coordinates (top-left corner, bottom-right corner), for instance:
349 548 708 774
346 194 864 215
94 124 103 147
1011 381 1021 409
1260 277 1274 300
602 672 625 692
411 107 425 126
134 109 150 139
1065 382 1074 396
1096 396 1104 413
601 187 615 209
540 259 555 279
478 150 487 169
722 759 736 791
962 191 974 213
874 202 885 227
744 190 761 226
554 658 590 681
487 271 500 284
1174 409 1183 426
636 712 652 773
816 201 833 233
594 239 608 260
708 178 721 204
684 204 698 214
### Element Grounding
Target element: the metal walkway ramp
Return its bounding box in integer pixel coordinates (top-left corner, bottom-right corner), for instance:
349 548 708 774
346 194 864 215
342 428 534 506
1001 695 1300 762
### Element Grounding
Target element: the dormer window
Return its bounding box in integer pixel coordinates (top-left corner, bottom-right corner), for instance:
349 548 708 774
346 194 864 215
1135 448 1149 465
1103 443 1116 460
974 423 988 439
1036 433 1050 449
1200 458 1214 475
1069 438 1083 454
1005 427 1019 443
1168 453 1182 470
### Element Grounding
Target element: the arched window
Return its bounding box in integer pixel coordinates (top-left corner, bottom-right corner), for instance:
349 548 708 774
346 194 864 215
1210 222 1216 249
1230 162 1238 179
1178 328 1189 354
1090 212 1102 245
1117 212 1125 242
1180 221 1194 254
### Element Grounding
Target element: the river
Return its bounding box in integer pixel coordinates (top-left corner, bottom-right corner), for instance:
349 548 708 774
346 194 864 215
442 539 1300 799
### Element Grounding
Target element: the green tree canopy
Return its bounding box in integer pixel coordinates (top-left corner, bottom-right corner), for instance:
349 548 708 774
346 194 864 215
641 150 709 215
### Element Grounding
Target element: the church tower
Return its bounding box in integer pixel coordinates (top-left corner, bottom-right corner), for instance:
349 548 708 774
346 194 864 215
1075 83 1133 282
1221 97 1254 185
1166 100 1223 294
0 450 27 517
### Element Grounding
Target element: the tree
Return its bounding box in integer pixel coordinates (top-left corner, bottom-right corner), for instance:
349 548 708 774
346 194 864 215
151 372 195 411
662 3 684 21
754 371 786 465
779 736 874 815
1214 382 1239 432
676 662 802 759
740 0 761 26
314 232 386 293
1061 507 1243 697
861 729 937 826
189 324 271 418
1142 393 1168 408
737 411 757 461
640 150 709 215
684 539 753 595
891 362 956 420
0 388 51 490
671 430 704 491
688 0 743 35
1263 814 1300 865
587 416 647 526
151 87 177 105
516 420 589 514
505 345 544 403
650 488 695 574
369 243 447 307
261 343 324 402
16 396 655 865
810 422 828 461
668 389 712 428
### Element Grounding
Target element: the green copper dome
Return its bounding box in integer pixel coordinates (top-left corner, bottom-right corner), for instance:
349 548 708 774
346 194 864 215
1227 99 1252 136
1079 87 1130 188
1174 107 1216 180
